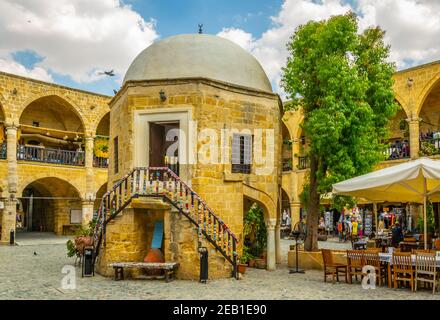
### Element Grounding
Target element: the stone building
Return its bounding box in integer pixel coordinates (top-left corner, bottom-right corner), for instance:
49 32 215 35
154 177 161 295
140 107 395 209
281 59 440 227
1 31 439 280
95 34 283 279
0 72 110 243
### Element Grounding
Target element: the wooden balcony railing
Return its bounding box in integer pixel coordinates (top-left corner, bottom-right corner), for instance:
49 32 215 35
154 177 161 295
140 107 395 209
93 156 109 168
298 156 310 170
17 145 85 166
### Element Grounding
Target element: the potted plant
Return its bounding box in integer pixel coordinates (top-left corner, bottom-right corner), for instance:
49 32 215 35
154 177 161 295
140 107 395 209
243 203 267 269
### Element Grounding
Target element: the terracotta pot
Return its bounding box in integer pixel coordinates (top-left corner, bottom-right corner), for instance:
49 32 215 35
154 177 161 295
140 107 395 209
248 259 256 268
237 264 247 274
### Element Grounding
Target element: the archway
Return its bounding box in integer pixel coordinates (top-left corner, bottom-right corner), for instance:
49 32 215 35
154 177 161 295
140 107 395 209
282 122 292 172
94 112 110 168
419 79 440 155
18 95 85 166
296 126 310 170
94 183 108 213
385 103 410 160
18 177 82 236
243 196 269 268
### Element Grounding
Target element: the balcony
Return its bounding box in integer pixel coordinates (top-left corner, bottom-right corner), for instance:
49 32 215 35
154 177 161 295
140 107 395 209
282 157 293 172
384 140 410 160
93 156 109 168
17 145 85 166
0 142 5 159
298 156 310 170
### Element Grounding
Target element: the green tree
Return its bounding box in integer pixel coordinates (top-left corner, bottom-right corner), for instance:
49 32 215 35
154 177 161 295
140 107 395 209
282 12 397 251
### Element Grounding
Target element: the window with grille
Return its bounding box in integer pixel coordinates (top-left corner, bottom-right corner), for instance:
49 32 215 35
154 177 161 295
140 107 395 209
114 136 119 174
232 133 252 174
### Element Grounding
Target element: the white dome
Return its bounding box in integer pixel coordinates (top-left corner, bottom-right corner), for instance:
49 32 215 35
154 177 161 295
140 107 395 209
123 34 272 93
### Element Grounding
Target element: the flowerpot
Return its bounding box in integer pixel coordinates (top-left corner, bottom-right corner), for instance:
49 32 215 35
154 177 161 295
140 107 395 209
237 264 247 274
248 259 256 268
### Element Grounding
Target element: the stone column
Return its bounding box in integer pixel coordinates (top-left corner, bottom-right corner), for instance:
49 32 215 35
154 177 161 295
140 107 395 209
408 117 420 159
84 135 95 208
266 219 276 271
275 223 282 264
1 125 18 244
290 201 301 229
81 201 94 226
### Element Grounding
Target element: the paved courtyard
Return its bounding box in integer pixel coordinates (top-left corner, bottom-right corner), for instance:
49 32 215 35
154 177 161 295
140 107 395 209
0 235 439 300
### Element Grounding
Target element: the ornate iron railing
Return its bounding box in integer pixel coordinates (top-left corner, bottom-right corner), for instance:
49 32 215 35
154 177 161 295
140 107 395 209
298 156 310 170
93 156 109 168
17 145 85 166
93 167 239 279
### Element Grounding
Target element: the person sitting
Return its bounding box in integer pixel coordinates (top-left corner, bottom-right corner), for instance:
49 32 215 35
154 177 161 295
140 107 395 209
391 222 403 247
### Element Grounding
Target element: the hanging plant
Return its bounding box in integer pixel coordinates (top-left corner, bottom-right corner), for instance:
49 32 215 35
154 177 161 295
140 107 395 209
94 137 109 158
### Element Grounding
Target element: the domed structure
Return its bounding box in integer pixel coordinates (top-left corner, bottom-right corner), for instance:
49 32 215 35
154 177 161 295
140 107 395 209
123 34 272 93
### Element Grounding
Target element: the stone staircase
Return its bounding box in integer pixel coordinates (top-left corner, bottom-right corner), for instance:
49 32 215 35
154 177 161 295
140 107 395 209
92 167 239 278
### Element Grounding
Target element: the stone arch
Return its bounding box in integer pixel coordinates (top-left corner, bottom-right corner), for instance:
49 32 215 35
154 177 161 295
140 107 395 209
243 184 276 221
95 112 110 136
18 174 84 198
19 177 82 234
416 73 440 117
0 94 7 122
394 92 410 117
17 91 86 130
417 76 440 135
94 182 108 211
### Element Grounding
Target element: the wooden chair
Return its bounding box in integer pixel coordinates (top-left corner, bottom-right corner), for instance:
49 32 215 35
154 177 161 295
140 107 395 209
347 250 366 284
415 253 438 294
321 249 348 284
392 253 415 291
434 239 440 251
412 249 432 254
364 250 387 286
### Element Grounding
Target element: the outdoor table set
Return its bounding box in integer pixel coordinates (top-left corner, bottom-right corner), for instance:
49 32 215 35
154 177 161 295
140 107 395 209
378 252 440 289
323 249 440 293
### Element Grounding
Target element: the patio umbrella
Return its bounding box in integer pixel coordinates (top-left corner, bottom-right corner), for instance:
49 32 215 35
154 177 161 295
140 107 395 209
332 158 440 249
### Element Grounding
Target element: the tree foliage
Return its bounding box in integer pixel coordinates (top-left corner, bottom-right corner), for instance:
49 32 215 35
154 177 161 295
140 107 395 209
282 12 397 251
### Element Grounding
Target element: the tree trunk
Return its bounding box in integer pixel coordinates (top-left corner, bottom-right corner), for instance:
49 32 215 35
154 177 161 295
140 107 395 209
304 154 320 251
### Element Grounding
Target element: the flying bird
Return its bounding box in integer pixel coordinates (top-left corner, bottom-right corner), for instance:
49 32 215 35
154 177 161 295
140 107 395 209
98 69 115 77
33 251 37 256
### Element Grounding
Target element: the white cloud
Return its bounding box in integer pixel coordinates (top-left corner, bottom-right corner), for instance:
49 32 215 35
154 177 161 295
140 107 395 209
217 0 440 96
217 27 256 52
0 0 159 83
0 57 53 82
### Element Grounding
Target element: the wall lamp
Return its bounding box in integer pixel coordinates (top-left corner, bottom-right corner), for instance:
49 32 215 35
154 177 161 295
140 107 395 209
159 90 167 102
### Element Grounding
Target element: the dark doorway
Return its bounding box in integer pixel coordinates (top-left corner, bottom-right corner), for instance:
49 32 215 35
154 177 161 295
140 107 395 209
149 121 179 172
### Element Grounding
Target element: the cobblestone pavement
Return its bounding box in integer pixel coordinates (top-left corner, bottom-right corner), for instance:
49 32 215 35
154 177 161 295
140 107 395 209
0 237 439 300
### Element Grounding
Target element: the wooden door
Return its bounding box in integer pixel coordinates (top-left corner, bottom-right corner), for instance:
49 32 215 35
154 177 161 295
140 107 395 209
149 123 165 167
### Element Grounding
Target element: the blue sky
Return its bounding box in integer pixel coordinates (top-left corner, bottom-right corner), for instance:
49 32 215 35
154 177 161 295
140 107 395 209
1 0 439 98
8 0 284 96
124 0 283 39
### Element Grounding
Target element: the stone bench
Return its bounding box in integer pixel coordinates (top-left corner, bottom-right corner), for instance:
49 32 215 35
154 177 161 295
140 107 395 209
109 262 179 282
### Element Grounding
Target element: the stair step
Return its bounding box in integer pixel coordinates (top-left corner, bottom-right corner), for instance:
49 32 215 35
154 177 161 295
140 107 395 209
131 197 171 210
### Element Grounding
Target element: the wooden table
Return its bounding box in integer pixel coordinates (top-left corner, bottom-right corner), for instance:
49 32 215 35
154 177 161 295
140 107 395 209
379 253 440 288
109 262 179 282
